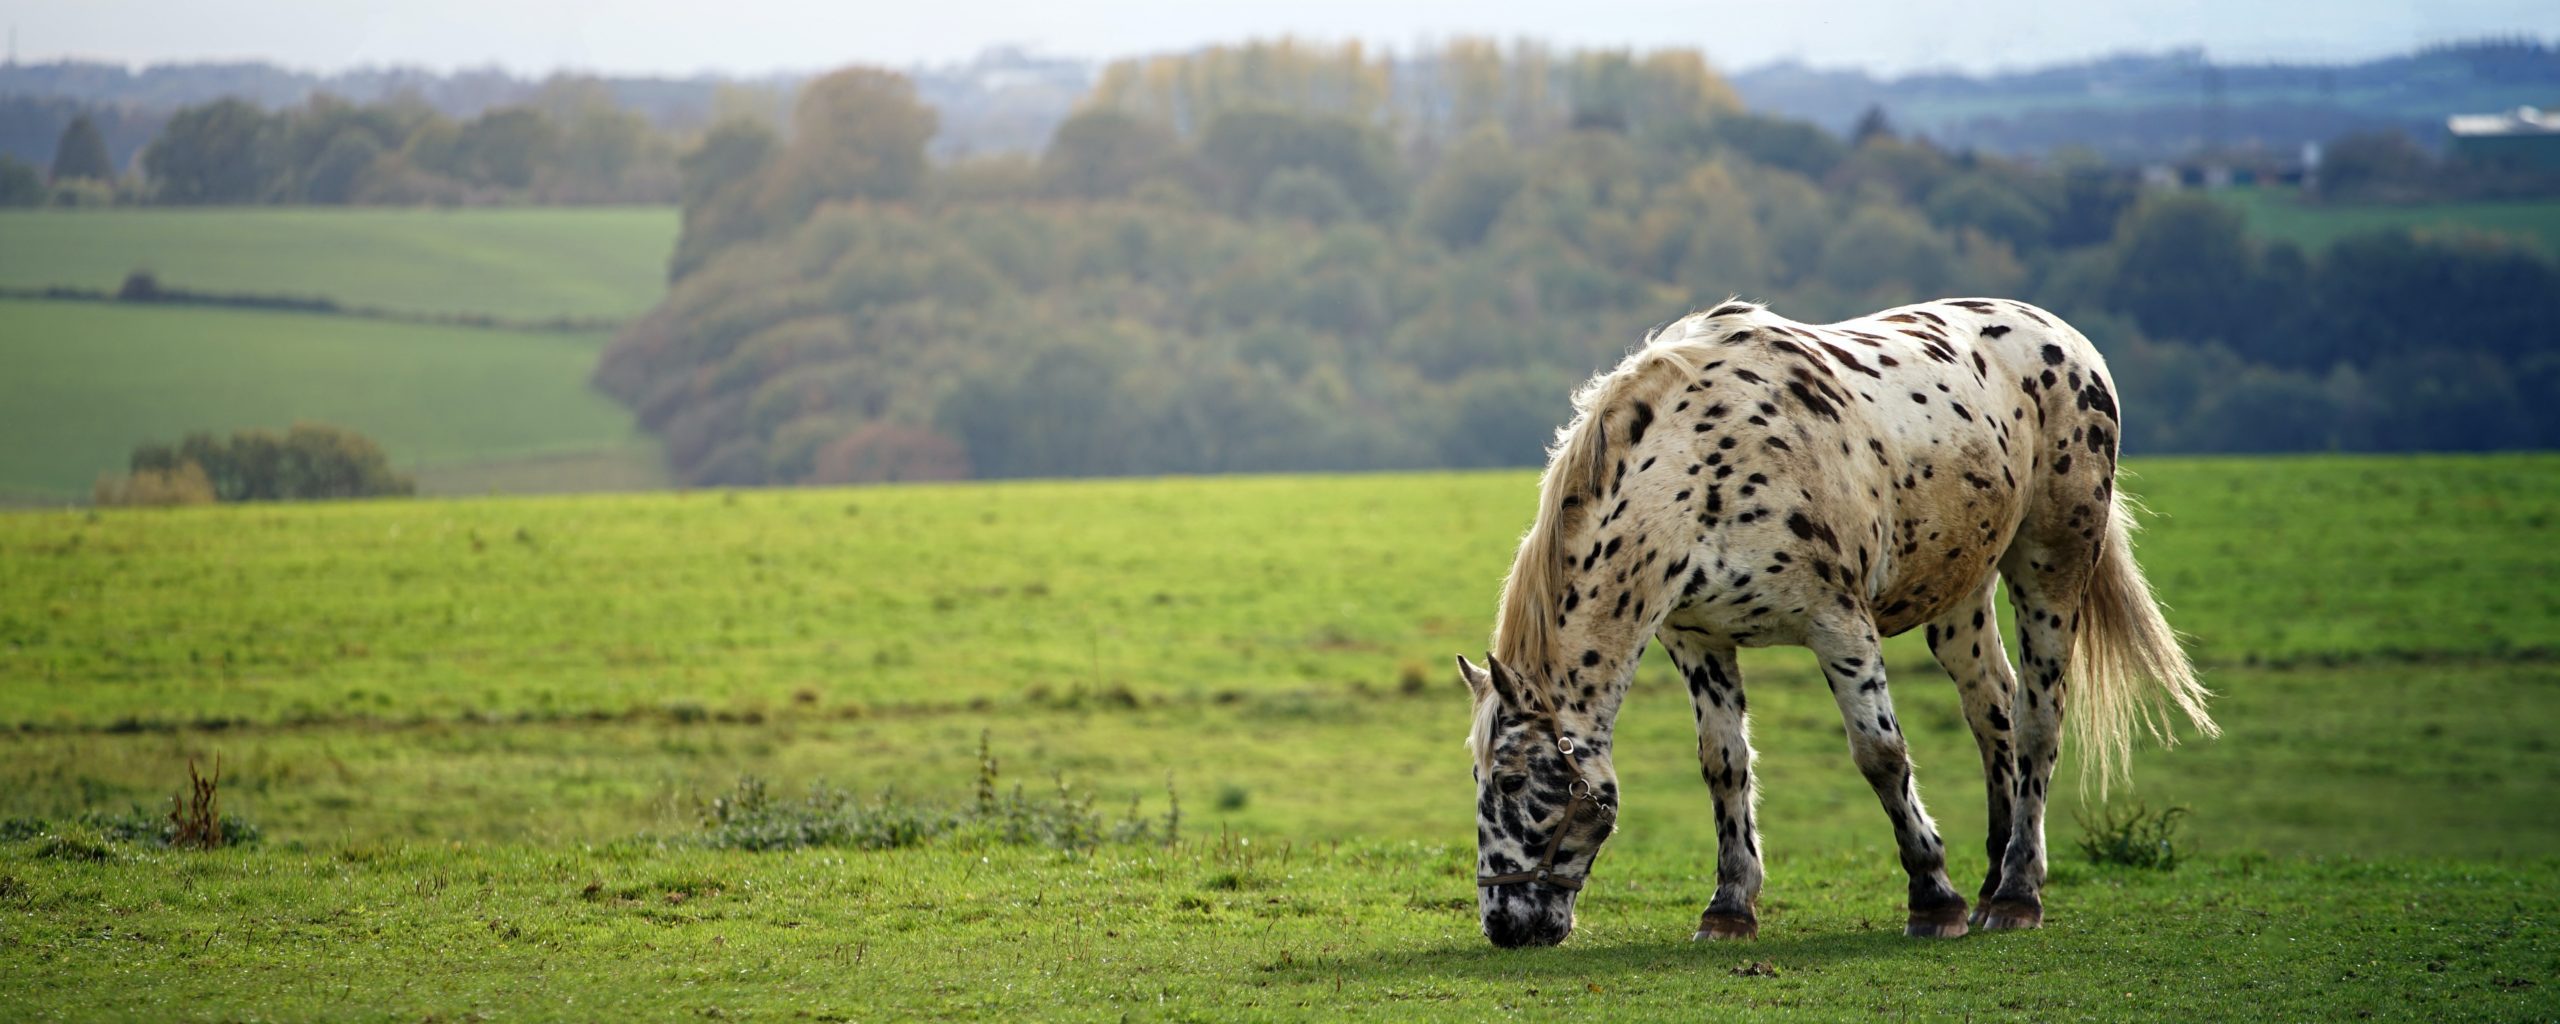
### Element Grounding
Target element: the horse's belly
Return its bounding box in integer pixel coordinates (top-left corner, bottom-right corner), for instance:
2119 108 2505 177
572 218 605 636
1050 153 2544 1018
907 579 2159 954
1868 471 2020 636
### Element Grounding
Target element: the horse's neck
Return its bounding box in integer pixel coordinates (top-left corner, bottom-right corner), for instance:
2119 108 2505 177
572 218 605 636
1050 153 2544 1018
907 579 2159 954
1497 523 1657 746
1515 625 1644 751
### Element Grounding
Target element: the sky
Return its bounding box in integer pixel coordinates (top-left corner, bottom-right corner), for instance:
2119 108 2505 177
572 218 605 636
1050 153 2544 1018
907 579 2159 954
5 0 2557 77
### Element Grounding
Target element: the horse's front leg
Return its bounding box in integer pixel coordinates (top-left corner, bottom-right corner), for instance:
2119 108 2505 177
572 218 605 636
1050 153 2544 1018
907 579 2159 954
1660 630 1762 940
1812 618 1970 938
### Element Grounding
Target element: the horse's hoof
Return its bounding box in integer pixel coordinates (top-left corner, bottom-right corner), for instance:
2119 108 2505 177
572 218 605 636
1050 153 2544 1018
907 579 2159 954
1905 899 1970 938
1971 885 2000 928
1977 898 2043 931
1692 911 1759 941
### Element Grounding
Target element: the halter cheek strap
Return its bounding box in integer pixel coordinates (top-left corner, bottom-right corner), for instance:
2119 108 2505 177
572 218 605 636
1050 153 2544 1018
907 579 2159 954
1477 732 1603 892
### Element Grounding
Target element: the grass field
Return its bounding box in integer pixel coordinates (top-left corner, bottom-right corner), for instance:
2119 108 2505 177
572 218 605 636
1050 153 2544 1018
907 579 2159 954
0 206 679 320
2215 185 2560 256
0 206 682 501
4 454 2547 728
0 299 660 501
4 455 2557 1020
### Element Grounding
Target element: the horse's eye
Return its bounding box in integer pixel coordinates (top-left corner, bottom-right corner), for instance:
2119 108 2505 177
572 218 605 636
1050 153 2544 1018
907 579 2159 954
1497 774 1529 795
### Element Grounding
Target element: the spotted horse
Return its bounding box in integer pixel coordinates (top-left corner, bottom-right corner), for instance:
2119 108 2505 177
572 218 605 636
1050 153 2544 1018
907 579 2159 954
1457 298 2218 948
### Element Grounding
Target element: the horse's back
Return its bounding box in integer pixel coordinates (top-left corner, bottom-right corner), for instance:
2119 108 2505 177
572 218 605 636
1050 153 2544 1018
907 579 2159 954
1636 298 2116 643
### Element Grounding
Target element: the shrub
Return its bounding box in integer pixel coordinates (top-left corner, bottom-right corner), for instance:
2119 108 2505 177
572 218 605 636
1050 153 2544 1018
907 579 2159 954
47 176 117 208
0 155 44 207
94 460 217 507
125 422 415 502
2077 801 2189 870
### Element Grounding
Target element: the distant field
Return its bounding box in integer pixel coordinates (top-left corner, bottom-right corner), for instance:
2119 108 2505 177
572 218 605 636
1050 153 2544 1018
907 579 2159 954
0 206 678 320
0 299 657 500
2216 185 2560 256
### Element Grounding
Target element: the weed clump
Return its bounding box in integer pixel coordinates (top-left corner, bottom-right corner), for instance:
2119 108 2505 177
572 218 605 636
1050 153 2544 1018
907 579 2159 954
2 757 259 852
2077 801 2189 870
3 810 260 851
168 756 228 849
696 731 1179 853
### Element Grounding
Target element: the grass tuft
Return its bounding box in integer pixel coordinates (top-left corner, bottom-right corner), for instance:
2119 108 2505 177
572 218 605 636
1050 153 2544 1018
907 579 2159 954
33 825 121 862
695 734 1179 853
2077 801 2190 870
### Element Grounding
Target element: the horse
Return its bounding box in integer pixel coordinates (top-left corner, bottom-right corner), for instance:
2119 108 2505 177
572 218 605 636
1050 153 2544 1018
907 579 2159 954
1456 297 2217 948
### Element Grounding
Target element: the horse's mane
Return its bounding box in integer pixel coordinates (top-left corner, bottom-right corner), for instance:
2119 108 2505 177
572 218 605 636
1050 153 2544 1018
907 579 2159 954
1490 303 1752 693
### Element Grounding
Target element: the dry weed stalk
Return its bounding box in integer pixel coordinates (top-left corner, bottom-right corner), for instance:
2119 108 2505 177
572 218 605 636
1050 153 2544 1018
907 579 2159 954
168 755 224 849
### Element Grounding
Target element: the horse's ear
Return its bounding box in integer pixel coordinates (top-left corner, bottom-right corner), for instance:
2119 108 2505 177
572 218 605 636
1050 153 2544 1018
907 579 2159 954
1456 655 1492 703
1485 654 1539 714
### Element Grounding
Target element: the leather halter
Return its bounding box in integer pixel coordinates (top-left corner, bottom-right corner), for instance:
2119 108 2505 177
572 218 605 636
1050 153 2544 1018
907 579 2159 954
1476 726 1605 893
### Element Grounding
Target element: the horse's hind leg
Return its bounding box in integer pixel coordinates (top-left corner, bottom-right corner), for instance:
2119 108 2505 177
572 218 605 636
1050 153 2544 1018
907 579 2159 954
1810 618 1968 938
1924 579 2020 928
1981 537 2098 930
1660 631 1763 941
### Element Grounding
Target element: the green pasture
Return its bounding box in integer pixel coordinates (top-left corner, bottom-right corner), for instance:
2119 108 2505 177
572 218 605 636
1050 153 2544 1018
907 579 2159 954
1 454 2548 728
3 455 2557 1020
6 842 2550 1021
0 299 658 501
2215 185 2560 256
0 206 679 320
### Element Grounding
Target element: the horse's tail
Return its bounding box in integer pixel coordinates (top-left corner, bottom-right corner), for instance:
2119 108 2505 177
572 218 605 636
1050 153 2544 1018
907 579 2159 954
2070 486 2218 796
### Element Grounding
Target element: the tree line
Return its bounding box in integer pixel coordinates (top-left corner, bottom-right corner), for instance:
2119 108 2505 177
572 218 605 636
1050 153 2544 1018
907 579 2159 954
2315 130 2560 203
594 41 2560 488
0 78 707 206
1729 38 2560 165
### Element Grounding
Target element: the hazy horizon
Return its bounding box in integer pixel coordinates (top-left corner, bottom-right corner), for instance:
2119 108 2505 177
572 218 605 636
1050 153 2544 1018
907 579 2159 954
6 0 2558 80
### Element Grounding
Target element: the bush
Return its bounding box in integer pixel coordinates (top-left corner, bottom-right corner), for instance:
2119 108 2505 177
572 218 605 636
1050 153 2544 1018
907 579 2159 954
93 461 217 507
0 155 45 207
48 176 117 208
2077 802 2189 870
126 423 415 502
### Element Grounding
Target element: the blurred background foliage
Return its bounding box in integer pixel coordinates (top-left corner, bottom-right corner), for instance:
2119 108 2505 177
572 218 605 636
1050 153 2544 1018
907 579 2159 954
592 41 2560 486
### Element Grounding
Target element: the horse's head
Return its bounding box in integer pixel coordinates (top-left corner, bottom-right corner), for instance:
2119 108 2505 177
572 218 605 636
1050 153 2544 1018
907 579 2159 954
1458 654 1620 948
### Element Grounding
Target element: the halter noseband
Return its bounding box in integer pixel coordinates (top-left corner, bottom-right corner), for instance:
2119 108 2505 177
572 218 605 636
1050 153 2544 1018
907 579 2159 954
1476 727 1606 893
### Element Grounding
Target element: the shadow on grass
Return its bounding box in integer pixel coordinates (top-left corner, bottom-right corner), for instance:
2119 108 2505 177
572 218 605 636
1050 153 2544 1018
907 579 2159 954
1293 924 2007 987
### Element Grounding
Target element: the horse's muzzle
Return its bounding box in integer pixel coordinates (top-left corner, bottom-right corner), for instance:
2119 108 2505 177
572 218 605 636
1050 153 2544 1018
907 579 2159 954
1481 898 1575 948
